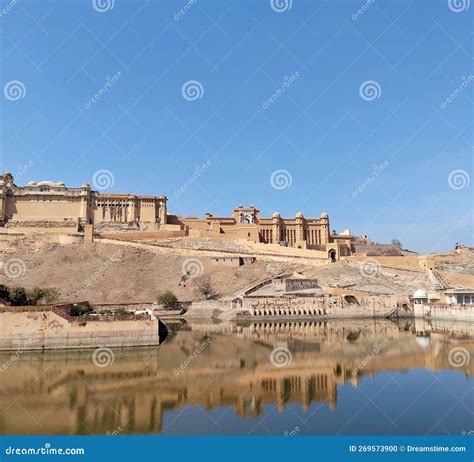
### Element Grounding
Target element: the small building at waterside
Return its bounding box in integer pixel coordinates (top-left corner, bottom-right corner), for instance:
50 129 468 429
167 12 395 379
444 288 474 305
412 287 474 321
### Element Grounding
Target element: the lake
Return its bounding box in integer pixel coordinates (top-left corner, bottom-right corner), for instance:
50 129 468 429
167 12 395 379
0 318 472 435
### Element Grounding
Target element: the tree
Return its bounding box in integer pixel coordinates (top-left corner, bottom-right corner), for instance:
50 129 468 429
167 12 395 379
0 284 9 301
26 288 47 305
69 303 93 317
391 239 402 247
8 287 28 306
41 288 60 305
156 291 178 309
26 288 60 305
194 275 215 300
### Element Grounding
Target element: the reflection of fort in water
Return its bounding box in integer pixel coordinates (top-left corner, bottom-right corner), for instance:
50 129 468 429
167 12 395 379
0 319 472 435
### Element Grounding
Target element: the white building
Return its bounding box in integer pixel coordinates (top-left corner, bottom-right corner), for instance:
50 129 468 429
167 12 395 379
444 289 474 305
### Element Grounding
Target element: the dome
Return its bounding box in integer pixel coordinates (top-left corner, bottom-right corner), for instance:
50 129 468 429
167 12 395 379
272 212 280 218
320 212 328 218
27 181 37 186
295 212 303 218
413 289 427 299
81 183 91 188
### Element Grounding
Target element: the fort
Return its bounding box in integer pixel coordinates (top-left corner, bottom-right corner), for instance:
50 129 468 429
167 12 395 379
0 171 355 261
1 171 472 328
0 172 167 231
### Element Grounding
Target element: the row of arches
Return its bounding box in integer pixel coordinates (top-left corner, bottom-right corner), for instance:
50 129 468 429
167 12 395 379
252 307 328 317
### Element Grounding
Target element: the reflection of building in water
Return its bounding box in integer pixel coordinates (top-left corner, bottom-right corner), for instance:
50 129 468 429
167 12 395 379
0 320 472 435
232 320 405 343
414 317 473 339
0 361 343 435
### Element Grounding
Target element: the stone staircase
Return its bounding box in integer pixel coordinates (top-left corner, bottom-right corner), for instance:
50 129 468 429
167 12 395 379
426 268 450 290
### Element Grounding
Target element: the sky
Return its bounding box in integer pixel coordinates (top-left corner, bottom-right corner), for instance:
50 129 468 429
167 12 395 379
1 0 472 253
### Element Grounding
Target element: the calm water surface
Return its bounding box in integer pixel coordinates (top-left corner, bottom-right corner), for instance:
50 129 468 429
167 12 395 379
0 318 472 435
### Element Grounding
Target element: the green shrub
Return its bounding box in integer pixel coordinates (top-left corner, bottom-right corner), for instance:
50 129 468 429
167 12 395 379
0 285 60 306
41 288 60 305
0 284 9 302
8 287 28 306
115 307 132 315
25 288 61 306
156 291 178 309
69 303 93 317
26 288 47 305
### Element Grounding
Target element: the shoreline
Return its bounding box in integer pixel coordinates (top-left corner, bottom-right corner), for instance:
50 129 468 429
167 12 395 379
0 310 473 352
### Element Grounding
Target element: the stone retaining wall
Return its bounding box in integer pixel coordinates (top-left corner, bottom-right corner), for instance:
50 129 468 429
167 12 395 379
243 294 408 318
101 230 186 240
414 303 474 322
284 278 320 292
0 312 160 351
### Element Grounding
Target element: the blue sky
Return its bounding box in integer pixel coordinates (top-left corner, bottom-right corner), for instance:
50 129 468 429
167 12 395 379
1 0 472 253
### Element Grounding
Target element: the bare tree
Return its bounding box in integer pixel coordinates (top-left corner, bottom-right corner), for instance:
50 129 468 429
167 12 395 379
194 275 215 300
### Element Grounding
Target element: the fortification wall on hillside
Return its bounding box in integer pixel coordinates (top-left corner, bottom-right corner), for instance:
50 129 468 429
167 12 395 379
352 242 402 256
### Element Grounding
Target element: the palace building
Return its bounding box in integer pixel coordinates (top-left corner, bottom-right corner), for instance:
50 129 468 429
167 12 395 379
168 205 354 259
0 172 167 230
0 172 354 259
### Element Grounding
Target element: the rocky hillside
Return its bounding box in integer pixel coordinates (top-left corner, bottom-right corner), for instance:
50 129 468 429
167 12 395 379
0 240 300 304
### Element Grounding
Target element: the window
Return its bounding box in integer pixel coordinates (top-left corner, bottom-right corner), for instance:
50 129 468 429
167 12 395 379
457 295 464 304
